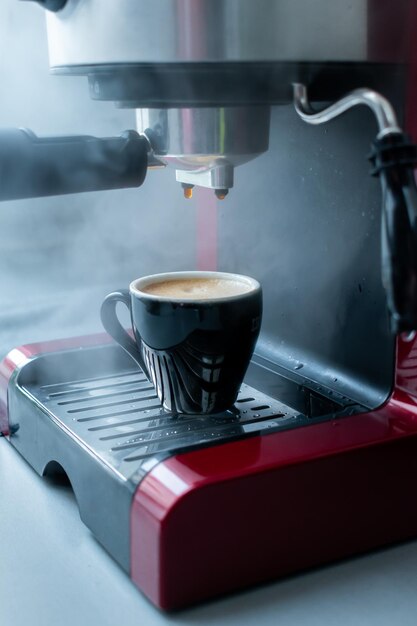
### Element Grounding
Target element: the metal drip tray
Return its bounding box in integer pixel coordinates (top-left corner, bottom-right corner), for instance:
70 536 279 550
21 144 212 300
14 344 306 482
4 341 361 575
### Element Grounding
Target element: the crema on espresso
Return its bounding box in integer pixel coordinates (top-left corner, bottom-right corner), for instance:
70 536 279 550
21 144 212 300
141 277 252 300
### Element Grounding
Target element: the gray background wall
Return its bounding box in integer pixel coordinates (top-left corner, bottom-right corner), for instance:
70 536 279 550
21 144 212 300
0 0 196 354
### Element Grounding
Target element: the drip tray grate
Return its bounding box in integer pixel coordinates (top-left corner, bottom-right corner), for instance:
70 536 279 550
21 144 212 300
17 345 307 481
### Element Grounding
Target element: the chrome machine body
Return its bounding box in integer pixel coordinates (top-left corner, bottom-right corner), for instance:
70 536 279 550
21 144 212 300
43 0 406 197
45 0 369 66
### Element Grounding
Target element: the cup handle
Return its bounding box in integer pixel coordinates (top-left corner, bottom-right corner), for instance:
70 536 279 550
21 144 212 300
100 290 151 381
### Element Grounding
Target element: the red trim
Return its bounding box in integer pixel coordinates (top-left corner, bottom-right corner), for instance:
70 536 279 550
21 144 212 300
0 333 111 436
131 334 417 609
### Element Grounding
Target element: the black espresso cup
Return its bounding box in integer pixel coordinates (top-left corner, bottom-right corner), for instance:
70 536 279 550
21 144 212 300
100 271 262 415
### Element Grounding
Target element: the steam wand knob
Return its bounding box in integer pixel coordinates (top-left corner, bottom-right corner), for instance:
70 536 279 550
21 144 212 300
368 134 417 333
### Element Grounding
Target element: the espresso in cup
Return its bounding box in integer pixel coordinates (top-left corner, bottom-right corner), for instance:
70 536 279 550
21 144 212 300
141 276 253 299
101 271 262 415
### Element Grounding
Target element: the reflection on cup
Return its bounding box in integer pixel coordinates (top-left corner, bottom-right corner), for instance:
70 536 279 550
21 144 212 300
101 271 262 415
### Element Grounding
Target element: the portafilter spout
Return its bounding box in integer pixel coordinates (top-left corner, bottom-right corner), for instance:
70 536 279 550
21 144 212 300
136 106 271 200
293 83 417 334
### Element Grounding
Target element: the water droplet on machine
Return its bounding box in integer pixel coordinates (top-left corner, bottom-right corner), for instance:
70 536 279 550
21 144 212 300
294 363 304 370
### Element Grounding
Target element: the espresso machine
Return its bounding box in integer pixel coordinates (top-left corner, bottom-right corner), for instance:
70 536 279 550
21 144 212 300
2 0 417 611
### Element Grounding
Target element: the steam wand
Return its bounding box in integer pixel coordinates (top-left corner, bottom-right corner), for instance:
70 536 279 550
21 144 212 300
293 83 417 334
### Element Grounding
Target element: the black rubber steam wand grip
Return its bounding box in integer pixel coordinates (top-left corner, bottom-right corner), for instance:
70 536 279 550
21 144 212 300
370 133 417 334
0 129 148 201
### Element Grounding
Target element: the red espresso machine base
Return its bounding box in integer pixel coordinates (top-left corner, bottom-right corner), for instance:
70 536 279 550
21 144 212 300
2 334 417 611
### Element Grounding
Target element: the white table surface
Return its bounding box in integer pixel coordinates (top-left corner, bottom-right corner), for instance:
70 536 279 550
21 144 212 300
1 436 417 626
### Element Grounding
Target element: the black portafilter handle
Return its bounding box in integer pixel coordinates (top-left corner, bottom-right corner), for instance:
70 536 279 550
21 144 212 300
369 133 417 334
0 129 148 201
